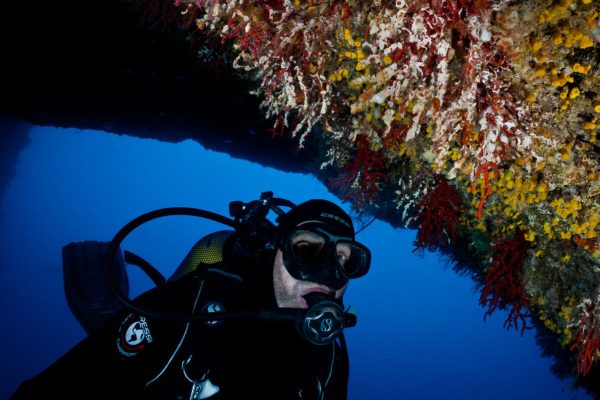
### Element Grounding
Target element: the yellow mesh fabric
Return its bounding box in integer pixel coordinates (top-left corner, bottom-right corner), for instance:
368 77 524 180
169 230 233 281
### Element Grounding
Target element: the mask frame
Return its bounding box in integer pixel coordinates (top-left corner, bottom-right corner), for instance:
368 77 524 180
281 225 371 290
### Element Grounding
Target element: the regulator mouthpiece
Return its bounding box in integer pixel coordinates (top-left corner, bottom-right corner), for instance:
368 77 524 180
297 293 348 345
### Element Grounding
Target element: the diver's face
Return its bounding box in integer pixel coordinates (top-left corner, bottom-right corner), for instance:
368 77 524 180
272 249 347 309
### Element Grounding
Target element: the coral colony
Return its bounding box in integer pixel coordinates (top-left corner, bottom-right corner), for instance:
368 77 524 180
173 0 599 376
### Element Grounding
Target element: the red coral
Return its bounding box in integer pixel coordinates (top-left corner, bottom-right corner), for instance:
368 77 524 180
570 300 600 376
470 161 498 219
382 121 409 153
220 13 268 58
329 135 386 210
479 232 532 335
410 175 464 252
267 113 286 138
430 0 489 20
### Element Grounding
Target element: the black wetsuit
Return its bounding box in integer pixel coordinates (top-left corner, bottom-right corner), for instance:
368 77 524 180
11 254 349 399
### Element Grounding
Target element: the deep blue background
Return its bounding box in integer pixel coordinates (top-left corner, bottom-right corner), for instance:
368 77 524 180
0 128 592 399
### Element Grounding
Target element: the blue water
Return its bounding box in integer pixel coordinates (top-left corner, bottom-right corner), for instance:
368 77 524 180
0 128 592 399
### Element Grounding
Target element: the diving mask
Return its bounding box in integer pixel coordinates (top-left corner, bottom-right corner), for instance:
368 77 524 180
280 225 371 290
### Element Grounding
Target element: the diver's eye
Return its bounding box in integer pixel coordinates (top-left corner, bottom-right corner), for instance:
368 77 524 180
335 243 352 267
337 253 349 266
292 241 325 262
290 230 326 262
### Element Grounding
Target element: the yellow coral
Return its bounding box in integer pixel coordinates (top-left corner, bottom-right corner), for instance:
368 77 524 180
544 222 554 238
569 87 580 99
579 35 594 49
552 33 563 45
525 229 536 242
584 121 597 130
526 93 536 103
551 75 568 87
535 67 546 77
573 63 592 74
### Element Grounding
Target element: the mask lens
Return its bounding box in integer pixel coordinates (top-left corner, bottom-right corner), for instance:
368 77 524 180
289 230 326 264
335 240 370 278
284 228 371 286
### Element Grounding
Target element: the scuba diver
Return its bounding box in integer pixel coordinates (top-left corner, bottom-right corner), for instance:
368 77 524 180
11 192 371 399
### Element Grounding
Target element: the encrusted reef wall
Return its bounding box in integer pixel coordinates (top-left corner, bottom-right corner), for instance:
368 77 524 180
2 0 600 396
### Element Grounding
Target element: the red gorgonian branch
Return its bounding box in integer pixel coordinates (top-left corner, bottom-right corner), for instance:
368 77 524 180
470 161 498 219
479 232 532 335
570 298 600 376
329 135 387 210
410 175 465 252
